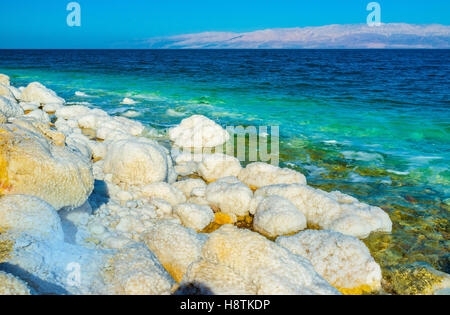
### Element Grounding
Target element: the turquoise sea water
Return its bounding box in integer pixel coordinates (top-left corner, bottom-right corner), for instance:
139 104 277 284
0 49 448 273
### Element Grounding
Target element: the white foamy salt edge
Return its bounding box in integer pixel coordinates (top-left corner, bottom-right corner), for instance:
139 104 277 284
75 91 91 97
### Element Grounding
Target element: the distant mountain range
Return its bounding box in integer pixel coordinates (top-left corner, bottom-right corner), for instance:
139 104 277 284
135 23 450 49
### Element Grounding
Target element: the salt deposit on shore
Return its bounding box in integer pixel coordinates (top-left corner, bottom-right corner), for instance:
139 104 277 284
1 73 447 295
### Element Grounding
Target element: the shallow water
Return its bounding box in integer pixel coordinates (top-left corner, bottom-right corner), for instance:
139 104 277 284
0 49 448 276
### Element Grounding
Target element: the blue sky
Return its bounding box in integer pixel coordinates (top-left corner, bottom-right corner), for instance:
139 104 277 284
1 0 449 48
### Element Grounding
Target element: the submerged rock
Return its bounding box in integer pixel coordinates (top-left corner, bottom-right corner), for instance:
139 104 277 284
277 230 382 294
382 262 450 295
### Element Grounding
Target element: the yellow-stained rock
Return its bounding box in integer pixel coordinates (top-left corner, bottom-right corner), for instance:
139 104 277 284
214 212 234 225
0 271 31 295
335 284 376 295
0 123 93 209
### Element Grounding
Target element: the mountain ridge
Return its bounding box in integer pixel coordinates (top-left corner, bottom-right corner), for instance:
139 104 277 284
132 23 450 49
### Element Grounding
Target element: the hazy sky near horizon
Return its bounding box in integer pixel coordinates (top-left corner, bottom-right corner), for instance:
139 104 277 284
1 0 449 48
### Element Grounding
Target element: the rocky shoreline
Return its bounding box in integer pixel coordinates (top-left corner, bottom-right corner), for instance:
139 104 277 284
0 73 448 295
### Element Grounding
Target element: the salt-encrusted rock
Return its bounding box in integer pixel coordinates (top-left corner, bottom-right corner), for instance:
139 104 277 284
0 95 23 118
103 138 170 186
0 195 64 241
174 203 214 231
239 162 307 189
19 102 39 112
143 220 207 283
141 182 186 206
172 178 206 198
180 259 255 295
253 196 307 238
0 271 31 295
65 133 92 159
94 116 145 140
0 123 94 209
181 225 340 295
121 97 137 105
255 184 392 239
25 109 50 123
87 141 107 161
0 232 107 294
0 84 15 99
42 102 62 113
55 105 91 120
0 74 10 86
8 117 65 146
150 198 173 218
198 153 242 182
0 232 174 295
103 243 175 295
19 82 65 104
169 115 230 148
277 230 382 294
8 86 22 100
205 177 254 216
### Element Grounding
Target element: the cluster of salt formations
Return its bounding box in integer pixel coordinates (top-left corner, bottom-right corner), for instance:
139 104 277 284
0 73 422 296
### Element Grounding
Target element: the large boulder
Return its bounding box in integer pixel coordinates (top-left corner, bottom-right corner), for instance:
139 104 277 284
103 138 170 186
143 220 207 283
0 232 174 295
0 96 23 118
277 230 382 294
19 82 65 105
169 115 230 148
0 195 64 241
181 225 340 295
0 123 94 209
